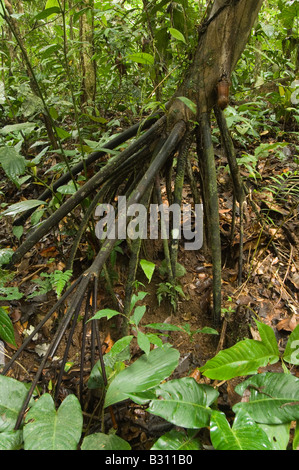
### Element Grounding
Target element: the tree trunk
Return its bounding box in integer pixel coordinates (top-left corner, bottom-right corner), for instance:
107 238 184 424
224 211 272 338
168 0 264 123
165 0 264 322
2 0 58 148
79 0 96 108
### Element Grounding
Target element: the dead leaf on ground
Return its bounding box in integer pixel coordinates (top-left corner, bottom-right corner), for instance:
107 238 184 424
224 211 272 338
276 314 299 332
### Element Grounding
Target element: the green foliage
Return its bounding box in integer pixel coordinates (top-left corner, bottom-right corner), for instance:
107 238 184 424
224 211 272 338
199 320 281 380
209 409 273 450
23 393 82 450
104 343 180 408
81 432 131 450
156 281 185 310
0 268 23 303
90 288 167 354
28 269 73 299
139 258 155 283
0 307 16 347
145 321 218 341
0 322 299 450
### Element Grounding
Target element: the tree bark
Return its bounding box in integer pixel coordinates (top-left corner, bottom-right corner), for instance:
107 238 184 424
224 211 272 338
168 0 264 123
79 0 96 108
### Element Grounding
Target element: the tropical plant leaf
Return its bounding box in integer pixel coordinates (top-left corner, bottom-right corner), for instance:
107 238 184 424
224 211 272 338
88 336 133 390
283 323 299 365
1 200 46 217
137 330 151 355
233 372 299 424
23 394 82 450
210 409 273 450
147 377 219 429
199 321 280 380
89 308 121 321
81 432 131 450
169 27 186 44
132 305 146 326
0 147 26 185
0 122 36 135
255 319 280 356
0 376 33 432
35 6 61 20
258 422 290 450
140 259 155 283
145 322 183 332
0 307 16 346
293 421 299 450
104 344 180 408
151 429 201 450
128 52 154 65
0 249 14 266
0 430 23 450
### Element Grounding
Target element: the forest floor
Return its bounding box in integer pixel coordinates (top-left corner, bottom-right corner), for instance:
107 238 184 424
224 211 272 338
0 119 298 449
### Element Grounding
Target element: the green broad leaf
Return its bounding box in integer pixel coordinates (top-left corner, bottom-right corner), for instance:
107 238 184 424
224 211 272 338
104 344 180 408
210 410 273 450
81 432 131 450
145 322 183 332
196 327 219 335
128 52 154 65
35 6 61 20
147 377 219 429
293 421 299 450
44 0 60 15
1 200 46 217
283 323 299 365
132 305 146 326
140 259 155 283
126 389 157 405
104 336 133 366
258 422 290 450
12 225 23 240
137 330 151 355
23 394 82 450
89 308 120 322
0 122 36 135
0 286 23 301
145 333 163 348
177 96 197 115
255 320 279 356
55 126 71 140
174 262 186 277
0 147 26 185
233 372 299 424
88 336 133 390
0 430 23 450
39 44 59 59
57 181 77 194
130 291 147 313
151 429 201 451
83 113 107 124
0 307 16 346
0 249 14 266
169 28 186 44
199 329 280 380
0 376 34 432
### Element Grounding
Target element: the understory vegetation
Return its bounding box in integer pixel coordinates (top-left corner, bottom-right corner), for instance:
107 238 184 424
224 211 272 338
0 0 298 451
